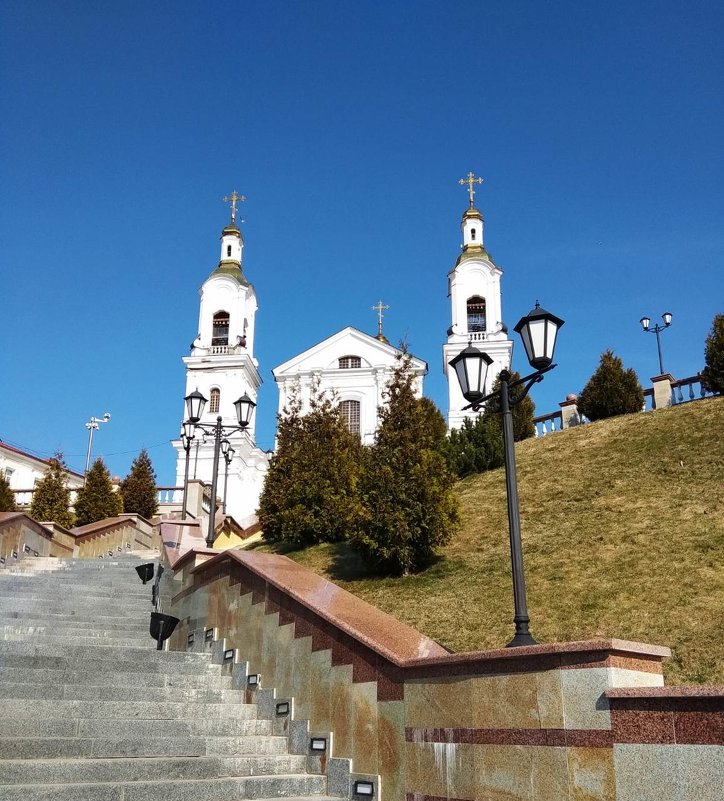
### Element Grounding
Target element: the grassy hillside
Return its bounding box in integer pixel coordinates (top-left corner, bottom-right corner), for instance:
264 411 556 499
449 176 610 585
257 397 724 684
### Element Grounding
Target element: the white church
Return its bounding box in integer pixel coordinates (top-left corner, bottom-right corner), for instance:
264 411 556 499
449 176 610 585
173 176 512 526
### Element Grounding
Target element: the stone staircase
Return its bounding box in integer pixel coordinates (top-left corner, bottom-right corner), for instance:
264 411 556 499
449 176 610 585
0 553 340 801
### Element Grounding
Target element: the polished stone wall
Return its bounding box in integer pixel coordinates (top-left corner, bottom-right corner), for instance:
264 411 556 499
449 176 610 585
167 547 723 801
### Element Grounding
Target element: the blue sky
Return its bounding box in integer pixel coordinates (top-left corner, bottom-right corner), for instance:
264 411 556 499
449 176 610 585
1 1 722 482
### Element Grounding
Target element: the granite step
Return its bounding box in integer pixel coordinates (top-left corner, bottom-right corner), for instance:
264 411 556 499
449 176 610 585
0 681 246 704
0 698 258 720
0 666 235 689
0 734 288 760
0 776 330 801
0 754 309 784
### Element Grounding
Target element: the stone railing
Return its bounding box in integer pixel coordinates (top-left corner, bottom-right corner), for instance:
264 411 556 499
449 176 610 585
12 488 79 509
534 372 716 437
164 544 723 801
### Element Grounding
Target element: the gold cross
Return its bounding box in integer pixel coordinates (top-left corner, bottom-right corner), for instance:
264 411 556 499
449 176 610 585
372 300 389 339
459 171 483 207
223 190 246 223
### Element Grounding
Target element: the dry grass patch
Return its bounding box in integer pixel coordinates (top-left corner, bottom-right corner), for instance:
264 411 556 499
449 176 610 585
259 397 724 684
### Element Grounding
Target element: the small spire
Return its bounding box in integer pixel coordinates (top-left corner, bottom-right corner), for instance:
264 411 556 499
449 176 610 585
459 171 483 208
223 190 246 224
372 300 390 342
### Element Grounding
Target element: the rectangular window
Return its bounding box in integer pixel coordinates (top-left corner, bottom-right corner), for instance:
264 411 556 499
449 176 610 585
339 356 362 369
340 400 361 436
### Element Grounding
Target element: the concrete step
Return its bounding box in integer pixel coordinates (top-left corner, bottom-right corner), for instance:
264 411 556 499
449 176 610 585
0 698 258 721
0 617 150 631
0 717 273 739
0 754 309 784
0 631 153 647
0 734 288 760
0 776 330 801
0 681 246 704
0 642 211 662
0 655 220 674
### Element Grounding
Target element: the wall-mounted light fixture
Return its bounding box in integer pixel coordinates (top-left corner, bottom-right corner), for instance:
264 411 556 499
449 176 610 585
204 628 214 642
187 633 195 647
275 701 290 716
353 780 375 797
247 674 260 688
223 649 235 662
310 737 327 752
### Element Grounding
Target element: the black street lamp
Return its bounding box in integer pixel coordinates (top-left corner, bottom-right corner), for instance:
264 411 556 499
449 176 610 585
180 421 195 521
222 443 235 514
183 389 256 547
640 312 672 375
449 302 564 647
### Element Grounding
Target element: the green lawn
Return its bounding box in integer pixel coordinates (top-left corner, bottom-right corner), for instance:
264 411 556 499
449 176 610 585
256 396 724 685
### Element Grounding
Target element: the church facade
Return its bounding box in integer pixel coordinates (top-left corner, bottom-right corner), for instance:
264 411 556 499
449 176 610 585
443 175 513 429
172 197 269 527
272 327 427 446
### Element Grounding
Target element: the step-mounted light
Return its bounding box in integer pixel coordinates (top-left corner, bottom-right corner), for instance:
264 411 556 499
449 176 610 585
187 633 195 647
204 628 214 642
247 674 260 688
23 544 31 554
353 781 375 797
310 737 327 752
223 649 235 662
275 701 290 716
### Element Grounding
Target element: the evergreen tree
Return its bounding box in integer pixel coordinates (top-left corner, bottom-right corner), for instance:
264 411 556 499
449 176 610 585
29 452 75 527
486 370 536 441
259 385 366 547
701 313 724 394
74 457 123 527
443 414 504 478
121 449 158 520
349 352 459 575
0 470 16 512
577 350 644 421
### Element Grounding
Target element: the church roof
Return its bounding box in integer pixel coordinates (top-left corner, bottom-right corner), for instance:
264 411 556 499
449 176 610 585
454 246 498 269
207 261 250 286
272 326 427 378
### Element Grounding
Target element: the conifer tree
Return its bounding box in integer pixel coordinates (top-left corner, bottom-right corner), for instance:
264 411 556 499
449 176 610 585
29 452 75 527
259 385 365 547
577 350 644 421
121 449 158 520
701 313 724 394
486 370 536 441
443 414 504 478
0 470 16 512
349 352 459 575
74 457 123 527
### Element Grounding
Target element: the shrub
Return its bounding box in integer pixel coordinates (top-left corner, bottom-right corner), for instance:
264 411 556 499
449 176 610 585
349 352 459 575
121 449 158 520
29 452 75 527
443 414 504 478
74 457 123 527
577 350 644 421
486 370 537 441
259 385 366 548
701 313 724 394
0 470 16 512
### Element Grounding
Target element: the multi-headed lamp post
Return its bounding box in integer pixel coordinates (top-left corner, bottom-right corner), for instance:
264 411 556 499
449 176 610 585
179 421 195 521
449 302 564 647
221 440 236 515
639 312 672 376
184 389 256 548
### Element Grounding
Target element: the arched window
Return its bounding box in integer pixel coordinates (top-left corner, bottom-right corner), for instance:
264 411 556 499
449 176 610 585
209 388 220 414
471 228 477 240
338 355 361 369
212 311 230 346
467 296 486 332
226 245 232 257
340 400 360 436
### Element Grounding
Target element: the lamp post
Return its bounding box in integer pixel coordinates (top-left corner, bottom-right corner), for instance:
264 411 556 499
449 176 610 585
180 421 195 521
639 312 672 375
222 443 235 514
449 302 564 647
84 412 111 484
184 389 256 548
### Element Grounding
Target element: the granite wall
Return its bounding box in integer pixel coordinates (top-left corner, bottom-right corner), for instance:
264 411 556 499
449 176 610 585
167 548 723 801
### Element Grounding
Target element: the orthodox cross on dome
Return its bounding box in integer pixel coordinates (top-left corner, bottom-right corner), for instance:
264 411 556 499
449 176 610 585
372 300 390 341
459 171 484 208
223 190 246 224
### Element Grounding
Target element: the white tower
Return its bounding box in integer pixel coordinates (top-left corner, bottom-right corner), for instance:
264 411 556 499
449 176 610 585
443 174 513 429
173 192 268 526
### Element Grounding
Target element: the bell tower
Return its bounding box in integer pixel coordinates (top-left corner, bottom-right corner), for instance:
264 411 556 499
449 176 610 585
172 192 268 526
442 173 513 429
